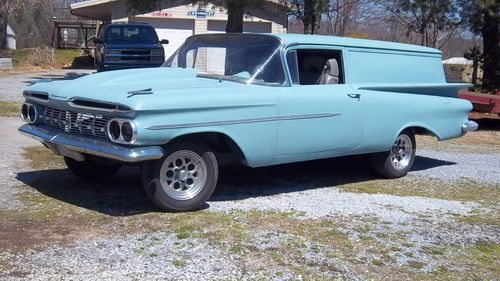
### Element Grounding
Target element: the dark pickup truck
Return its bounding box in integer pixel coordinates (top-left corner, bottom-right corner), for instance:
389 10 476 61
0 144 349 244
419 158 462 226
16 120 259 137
94 23 169 71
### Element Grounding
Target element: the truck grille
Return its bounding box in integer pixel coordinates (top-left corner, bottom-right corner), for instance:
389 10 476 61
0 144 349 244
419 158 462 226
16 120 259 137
43 107 110 139
121 50 151 56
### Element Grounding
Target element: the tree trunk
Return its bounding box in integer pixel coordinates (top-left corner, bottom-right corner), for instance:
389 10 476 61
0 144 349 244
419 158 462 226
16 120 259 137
303 0 314 34
481 8 500 91
472 60 478 86
0 0 10 49
225 0 244 33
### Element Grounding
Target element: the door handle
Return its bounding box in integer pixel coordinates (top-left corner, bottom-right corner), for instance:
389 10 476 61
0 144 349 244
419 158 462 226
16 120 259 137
347 94 361 100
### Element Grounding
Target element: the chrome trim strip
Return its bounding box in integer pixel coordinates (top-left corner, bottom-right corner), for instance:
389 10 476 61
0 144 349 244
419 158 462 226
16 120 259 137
19 124 164 163
68 97 133 113
107 118 138 145
462 120 478 132
23 91 50 103
146 113 341 130
279 113 340 121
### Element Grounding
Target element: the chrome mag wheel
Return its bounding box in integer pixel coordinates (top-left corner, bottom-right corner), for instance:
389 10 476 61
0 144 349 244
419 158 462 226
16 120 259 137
390 134 413 171
159 150 208 201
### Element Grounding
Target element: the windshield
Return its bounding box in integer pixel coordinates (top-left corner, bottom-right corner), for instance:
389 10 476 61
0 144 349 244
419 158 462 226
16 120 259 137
105 26 159 43
163 34 285 85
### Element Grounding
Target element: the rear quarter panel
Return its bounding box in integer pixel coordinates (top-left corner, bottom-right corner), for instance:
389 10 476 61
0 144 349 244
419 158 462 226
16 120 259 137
359 90 472 152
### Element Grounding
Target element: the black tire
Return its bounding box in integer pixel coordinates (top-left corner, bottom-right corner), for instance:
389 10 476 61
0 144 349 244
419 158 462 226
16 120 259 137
96 57 105 72
142 140 218 212
371 130 416 178
64 157 121 181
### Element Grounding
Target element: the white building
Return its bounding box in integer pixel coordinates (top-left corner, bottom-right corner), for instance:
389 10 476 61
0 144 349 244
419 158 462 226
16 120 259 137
6 25 16 49
71 0 288 58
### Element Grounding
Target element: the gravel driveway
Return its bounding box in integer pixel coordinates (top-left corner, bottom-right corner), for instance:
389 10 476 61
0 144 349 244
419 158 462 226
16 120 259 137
0 69 498 280
0 69 93 102
0 113 498 280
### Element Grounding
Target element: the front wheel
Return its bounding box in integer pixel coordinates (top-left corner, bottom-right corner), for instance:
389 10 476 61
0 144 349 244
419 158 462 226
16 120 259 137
371 130 416 178
142 141 218 211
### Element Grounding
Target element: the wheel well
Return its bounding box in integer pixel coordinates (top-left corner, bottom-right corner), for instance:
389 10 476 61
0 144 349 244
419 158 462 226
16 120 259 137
166 133 246 165
405 126 437 137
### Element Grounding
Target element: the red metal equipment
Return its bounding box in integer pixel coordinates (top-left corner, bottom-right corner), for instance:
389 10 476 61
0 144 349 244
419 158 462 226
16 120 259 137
458 90 500 115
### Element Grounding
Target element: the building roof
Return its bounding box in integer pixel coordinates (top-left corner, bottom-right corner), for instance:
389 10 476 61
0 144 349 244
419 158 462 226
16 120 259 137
270 33 442 54
442 57 473 65
53 7 95 23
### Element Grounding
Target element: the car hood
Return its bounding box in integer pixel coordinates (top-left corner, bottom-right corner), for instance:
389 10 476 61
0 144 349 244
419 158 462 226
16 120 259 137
26 67 261 111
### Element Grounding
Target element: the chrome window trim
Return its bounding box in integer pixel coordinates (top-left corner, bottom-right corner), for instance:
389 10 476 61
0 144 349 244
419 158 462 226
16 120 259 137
282 44 348 86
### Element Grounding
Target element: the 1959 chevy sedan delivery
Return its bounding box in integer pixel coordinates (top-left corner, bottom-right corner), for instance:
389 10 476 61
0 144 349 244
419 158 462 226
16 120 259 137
19 33 478 211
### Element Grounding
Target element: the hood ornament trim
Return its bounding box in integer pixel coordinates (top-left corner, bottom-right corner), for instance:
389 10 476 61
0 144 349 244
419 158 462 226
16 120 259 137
127 88 153 98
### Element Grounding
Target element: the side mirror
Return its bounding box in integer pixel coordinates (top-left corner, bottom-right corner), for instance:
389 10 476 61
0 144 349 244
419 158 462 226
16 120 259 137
160 39 169 45
93 38 104 44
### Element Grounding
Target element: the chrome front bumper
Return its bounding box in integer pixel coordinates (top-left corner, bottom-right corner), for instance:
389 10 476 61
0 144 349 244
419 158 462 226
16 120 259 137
462 120 479 132
19 124 164 163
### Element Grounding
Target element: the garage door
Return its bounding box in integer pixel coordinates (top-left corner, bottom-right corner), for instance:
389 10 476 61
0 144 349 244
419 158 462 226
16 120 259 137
137 18 194 60
207 20 271 33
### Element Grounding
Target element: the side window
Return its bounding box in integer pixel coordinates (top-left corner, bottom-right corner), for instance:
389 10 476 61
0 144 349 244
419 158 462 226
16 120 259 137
295 49 344 85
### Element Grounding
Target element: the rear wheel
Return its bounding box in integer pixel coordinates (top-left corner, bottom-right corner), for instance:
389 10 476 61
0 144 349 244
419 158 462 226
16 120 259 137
371 130 416 178
142 141 218 211
64 157 121 181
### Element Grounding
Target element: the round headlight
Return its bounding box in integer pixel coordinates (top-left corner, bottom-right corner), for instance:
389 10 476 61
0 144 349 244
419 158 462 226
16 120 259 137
28 105 37 123
21 103 29 121
109 120 120 141
121 122 134 143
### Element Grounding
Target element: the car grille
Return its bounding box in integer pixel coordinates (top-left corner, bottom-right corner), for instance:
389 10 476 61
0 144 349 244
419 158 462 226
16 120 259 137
43 107 110 139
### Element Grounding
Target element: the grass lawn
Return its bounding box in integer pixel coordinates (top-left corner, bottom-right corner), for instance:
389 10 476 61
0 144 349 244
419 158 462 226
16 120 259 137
0 101 21 117
0 48 82 70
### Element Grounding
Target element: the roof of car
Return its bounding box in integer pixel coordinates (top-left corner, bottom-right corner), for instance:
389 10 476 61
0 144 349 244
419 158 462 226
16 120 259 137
268 33 441 54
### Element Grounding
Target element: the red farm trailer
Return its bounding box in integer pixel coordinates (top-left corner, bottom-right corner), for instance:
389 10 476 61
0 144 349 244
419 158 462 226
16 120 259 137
458 90 500 116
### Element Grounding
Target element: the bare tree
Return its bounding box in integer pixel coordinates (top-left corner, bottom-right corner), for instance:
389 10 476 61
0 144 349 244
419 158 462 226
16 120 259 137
1 0 13 49
325 0 362 36
465 0 499 91
379 0 468 49
281 0 329 34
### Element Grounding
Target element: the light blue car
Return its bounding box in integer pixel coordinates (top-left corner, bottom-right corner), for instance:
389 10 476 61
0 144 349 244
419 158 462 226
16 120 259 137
19 33 478 211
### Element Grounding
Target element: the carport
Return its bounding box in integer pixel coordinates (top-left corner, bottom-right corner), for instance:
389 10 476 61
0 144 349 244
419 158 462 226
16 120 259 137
71 0 288 58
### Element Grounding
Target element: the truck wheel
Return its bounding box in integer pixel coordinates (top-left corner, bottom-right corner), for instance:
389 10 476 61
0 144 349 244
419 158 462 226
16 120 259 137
96 57 105 72
371 130 416 178
142 141 218 211
64 157 121 181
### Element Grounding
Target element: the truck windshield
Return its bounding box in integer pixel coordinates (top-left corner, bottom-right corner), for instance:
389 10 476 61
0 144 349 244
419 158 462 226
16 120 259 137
163 34 285 86
105 26 159 43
